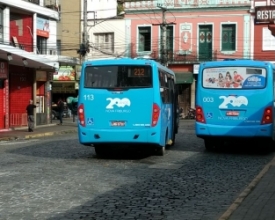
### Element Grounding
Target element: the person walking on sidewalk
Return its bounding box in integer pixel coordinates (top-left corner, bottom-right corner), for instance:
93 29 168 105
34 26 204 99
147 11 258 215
26 100 36 132
57 98 64 125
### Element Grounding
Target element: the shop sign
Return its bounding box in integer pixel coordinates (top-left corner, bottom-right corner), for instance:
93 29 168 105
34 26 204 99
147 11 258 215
37 17 50 38
255 6 275 23
53 66 76 81
36 70 47 81
0 62 8 79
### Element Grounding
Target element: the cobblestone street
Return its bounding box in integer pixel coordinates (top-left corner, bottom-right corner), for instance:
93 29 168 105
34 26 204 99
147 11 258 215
0 121 273 220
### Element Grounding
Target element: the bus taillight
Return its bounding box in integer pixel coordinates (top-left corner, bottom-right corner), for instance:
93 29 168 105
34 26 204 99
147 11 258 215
78 104 86 127
261 107 273 125
196 106 205 123
152 103 160 127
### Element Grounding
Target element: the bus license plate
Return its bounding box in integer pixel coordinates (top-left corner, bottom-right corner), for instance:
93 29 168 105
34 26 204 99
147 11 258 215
111 121 125 127
226 111 239 116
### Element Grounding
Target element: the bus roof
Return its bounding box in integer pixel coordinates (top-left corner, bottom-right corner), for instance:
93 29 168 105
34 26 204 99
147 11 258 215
199 59 275 69
82 57 175 76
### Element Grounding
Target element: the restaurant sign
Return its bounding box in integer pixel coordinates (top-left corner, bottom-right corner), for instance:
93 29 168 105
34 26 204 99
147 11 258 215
255 6 275 23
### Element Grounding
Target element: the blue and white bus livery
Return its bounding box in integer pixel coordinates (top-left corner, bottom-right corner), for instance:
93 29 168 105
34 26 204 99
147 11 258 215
195 59 275 150
77 58 179 156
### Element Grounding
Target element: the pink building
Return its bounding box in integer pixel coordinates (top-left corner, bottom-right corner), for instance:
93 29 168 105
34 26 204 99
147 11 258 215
124 0 251 116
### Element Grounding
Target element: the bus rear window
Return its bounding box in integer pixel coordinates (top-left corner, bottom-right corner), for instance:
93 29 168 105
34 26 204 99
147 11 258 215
84 65 152 88
202 67 266 89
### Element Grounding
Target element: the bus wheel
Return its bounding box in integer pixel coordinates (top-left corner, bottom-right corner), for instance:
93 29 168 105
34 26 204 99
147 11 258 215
156 146 166 156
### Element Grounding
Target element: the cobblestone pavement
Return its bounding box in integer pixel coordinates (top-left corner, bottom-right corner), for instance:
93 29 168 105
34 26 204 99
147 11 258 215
0 120 273 220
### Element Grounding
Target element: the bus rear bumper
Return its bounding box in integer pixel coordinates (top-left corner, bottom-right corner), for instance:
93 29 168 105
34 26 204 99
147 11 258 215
195 123 273 138
78 128 161 145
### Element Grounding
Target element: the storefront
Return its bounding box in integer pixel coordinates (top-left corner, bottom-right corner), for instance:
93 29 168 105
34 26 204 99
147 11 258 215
0 45 58 130
169 64 198 117
51 66 78 104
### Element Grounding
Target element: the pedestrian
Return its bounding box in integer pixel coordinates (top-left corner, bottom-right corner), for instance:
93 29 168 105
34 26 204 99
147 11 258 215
26 100 36 132
57 98 64 125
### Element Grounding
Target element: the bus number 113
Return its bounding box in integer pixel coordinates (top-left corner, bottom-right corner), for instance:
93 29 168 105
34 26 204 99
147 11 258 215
83 94 94 101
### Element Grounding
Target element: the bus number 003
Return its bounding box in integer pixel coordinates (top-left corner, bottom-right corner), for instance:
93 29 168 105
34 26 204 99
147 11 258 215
203 97 214 102
134 68 145 76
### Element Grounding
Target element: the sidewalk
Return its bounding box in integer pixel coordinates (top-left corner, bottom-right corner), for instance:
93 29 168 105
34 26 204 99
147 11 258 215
0 118 78 141
219 155 275 220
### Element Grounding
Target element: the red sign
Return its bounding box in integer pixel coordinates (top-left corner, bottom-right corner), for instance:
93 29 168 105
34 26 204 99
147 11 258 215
37 29 49 38
226 111 239 116
0 62 8 79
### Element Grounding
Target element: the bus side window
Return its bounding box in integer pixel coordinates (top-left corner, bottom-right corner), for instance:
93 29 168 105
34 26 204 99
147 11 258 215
159 70 169 103
168 77 174 104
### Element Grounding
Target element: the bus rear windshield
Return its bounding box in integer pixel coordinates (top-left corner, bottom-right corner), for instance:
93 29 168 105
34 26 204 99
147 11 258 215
202 67 267 89
84 65 152 88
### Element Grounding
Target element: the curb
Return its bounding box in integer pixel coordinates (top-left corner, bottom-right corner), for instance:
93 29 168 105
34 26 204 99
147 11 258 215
0 129 78 142
218 155 275 220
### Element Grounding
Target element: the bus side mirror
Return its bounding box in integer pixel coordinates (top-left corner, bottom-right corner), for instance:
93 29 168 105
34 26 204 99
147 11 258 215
160 87 164 92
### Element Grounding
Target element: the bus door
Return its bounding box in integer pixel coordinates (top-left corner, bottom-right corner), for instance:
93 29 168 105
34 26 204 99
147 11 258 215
83 65 154 129
200 66 268 127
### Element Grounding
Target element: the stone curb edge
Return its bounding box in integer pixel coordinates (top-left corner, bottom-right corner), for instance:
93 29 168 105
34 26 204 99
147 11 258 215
0 129 78 142
218 154 275 220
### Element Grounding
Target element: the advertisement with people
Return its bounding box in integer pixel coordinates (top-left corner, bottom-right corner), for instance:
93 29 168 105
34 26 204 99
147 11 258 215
202 67 266 89
37 17 50 38
53 66 76 81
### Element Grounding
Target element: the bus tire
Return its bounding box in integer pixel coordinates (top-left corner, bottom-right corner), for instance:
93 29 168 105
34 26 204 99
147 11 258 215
156 146 166 156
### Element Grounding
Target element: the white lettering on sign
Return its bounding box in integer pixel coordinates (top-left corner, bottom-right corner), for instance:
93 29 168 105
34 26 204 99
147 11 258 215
203 97 214 102
257 10 275 20
106 98 131 109
219 96 248 109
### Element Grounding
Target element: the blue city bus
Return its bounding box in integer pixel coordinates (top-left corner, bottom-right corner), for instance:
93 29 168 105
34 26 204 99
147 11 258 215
78 57 179 155
195 59 275 150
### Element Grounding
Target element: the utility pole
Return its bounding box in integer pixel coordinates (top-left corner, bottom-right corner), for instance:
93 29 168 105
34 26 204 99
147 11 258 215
77 0 89 61
153 5 175 66
83 0 88 49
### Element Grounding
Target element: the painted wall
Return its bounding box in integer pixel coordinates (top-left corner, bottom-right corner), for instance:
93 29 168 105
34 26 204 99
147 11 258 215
10 13 33 52
89 19 127 59
126 10 250 60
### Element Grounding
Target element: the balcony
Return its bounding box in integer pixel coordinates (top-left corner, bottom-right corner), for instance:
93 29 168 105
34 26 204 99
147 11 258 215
136 50 248 64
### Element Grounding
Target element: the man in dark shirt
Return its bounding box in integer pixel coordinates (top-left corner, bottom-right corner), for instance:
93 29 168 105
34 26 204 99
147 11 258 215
26 100 36 132
57 98 64 125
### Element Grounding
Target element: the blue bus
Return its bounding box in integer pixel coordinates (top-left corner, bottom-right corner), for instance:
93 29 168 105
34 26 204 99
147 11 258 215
195 59 275 150
77 57 179 156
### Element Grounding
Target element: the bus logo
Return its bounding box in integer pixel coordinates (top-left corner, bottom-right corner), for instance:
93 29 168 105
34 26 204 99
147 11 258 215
219 95 248 109
106 98 131 109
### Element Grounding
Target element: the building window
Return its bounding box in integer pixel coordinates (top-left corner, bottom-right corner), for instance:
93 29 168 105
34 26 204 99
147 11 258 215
138 26 151 52
222 24 236 51
166 26 174 59
94 33 114 53
37 36 47 54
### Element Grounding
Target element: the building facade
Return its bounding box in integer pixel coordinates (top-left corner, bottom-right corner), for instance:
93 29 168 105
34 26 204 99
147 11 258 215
0 0 60 130
46 0 80 104
124 0 252 116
